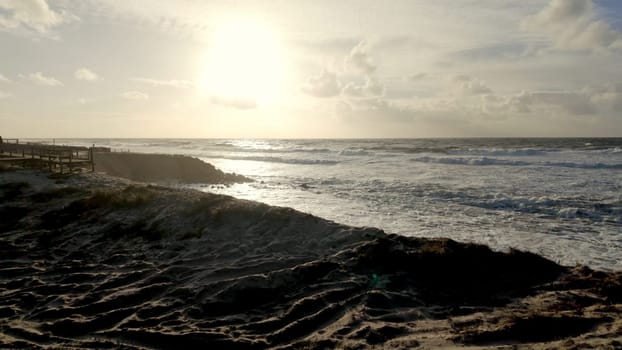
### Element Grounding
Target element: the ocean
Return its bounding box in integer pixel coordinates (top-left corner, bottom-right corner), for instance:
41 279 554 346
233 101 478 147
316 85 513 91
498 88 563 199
44 138 622 271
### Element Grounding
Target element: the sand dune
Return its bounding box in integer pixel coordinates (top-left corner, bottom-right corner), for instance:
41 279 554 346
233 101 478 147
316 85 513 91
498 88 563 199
0 170 620 349
94 152 252 183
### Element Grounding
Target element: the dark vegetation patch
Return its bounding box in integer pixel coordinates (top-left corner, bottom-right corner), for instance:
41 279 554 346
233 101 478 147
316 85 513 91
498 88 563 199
103 219 165 241
84 186 156 208
0 181 29 201
38 186 155 230
94 152 253 184
0 206 30 232
28 187 83 202
350 236 565 305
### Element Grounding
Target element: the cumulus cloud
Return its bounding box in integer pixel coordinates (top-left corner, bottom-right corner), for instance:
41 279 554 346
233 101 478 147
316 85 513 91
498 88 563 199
589 83 622 111
482 90 597 116
451 75 492 95
342 76 384 98
74 68 100 81
301 69 341 98
522 0 622 51
20 72 62 86
345 40 376 74
131 78 194 89
210 96 256 110
336 98 415 123
121 91 149 100
0 0 75 35
0 74 11 83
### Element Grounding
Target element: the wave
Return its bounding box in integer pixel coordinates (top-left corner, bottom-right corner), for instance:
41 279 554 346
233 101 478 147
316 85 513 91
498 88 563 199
458 194 621 221
338 148 371 156
412 156 622 169
542 161 622 170
240 147 332 154
448 148 548 157
204 155 339 165
368 146 452 154
412 156 529 166
201 146 333 155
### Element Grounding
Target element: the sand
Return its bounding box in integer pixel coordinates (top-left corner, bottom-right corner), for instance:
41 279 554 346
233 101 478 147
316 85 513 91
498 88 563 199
0 169 621 349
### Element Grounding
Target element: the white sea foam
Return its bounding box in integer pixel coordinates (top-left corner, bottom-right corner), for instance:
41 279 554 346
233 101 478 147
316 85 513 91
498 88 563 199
449 148 548 156
412 156 529 166
338 148 371 156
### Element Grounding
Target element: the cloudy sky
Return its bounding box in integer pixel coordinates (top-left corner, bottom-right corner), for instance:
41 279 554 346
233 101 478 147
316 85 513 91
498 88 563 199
1 0 621 138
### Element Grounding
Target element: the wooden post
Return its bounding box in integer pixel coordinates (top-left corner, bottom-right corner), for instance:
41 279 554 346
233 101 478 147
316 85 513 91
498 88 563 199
69 151 72 173
90 145 95 172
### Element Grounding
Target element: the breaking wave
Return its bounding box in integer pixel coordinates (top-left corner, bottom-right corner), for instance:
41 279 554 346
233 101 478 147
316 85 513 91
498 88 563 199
412 156 622 169
448 148 549 157
412 156 529 166
205 155 340 165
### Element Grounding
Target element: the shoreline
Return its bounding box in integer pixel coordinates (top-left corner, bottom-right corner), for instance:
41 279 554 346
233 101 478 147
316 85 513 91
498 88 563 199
1 169 621 348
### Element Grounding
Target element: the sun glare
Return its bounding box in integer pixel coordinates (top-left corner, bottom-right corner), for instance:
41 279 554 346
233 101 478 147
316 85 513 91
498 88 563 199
199 17 288 106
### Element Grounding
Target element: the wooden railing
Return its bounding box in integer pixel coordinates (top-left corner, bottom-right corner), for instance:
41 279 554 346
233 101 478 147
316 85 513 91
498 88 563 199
0 139 96 173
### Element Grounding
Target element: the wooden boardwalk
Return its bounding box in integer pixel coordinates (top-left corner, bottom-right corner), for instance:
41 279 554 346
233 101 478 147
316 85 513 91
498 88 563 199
0 139 96 174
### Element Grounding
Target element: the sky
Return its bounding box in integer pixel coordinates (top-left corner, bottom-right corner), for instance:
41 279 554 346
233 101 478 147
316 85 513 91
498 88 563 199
1 0 621 138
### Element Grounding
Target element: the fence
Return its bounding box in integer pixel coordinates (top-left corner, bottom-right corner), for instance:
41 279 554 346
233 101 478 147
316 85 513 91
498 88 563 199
0 139 95 174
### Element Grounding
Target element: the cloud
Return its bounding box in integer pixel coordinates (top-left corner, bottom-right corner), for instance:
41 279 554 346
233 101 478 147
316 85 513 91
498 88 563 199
336 98 415 123
522 0 622 51
20 72 63 86
294 37 360 53
409 73 427 81
345 40 376 74
121 91 149 100
74 68 100 81
0 0 75 35
451 75 492 95
131 77 194 89
482 90 597 115
0 91 11 98
0 74 11 83
305 40 386 100
301 69 341 98
342 76 384 98
589 83 622 111
210 96 256 110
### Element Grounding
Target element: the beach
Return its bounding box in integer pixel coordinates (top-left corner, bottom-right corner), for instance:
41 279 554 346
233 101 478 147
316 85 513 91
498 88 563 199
3 0 622 347
1 158 621 349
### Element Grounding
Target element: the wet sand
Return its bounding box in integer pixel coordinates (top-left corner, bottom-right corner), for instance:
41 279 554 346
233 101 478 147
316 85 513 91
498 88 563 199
0 169 621 349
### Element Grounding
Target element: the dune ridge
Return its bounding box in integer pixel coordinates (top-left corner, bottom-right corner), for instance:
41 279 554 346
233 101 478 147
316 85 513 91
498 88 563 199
93 152 252 183
0 170 621 349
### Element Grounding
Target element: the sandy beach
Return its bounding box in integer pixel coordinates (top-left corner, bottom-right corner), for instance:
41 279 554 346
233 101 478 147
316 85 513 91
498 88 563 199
1 159 621 349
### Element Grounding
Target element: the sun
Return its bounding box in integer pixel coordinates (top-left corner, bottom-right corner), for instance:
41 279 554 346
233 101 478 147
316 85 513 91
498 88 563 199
199 17 288 106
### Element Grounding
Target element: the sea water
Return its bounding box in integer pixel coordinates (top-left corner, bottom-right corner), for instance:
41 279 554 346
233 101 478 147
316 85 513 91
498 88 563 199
48 138 622 271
